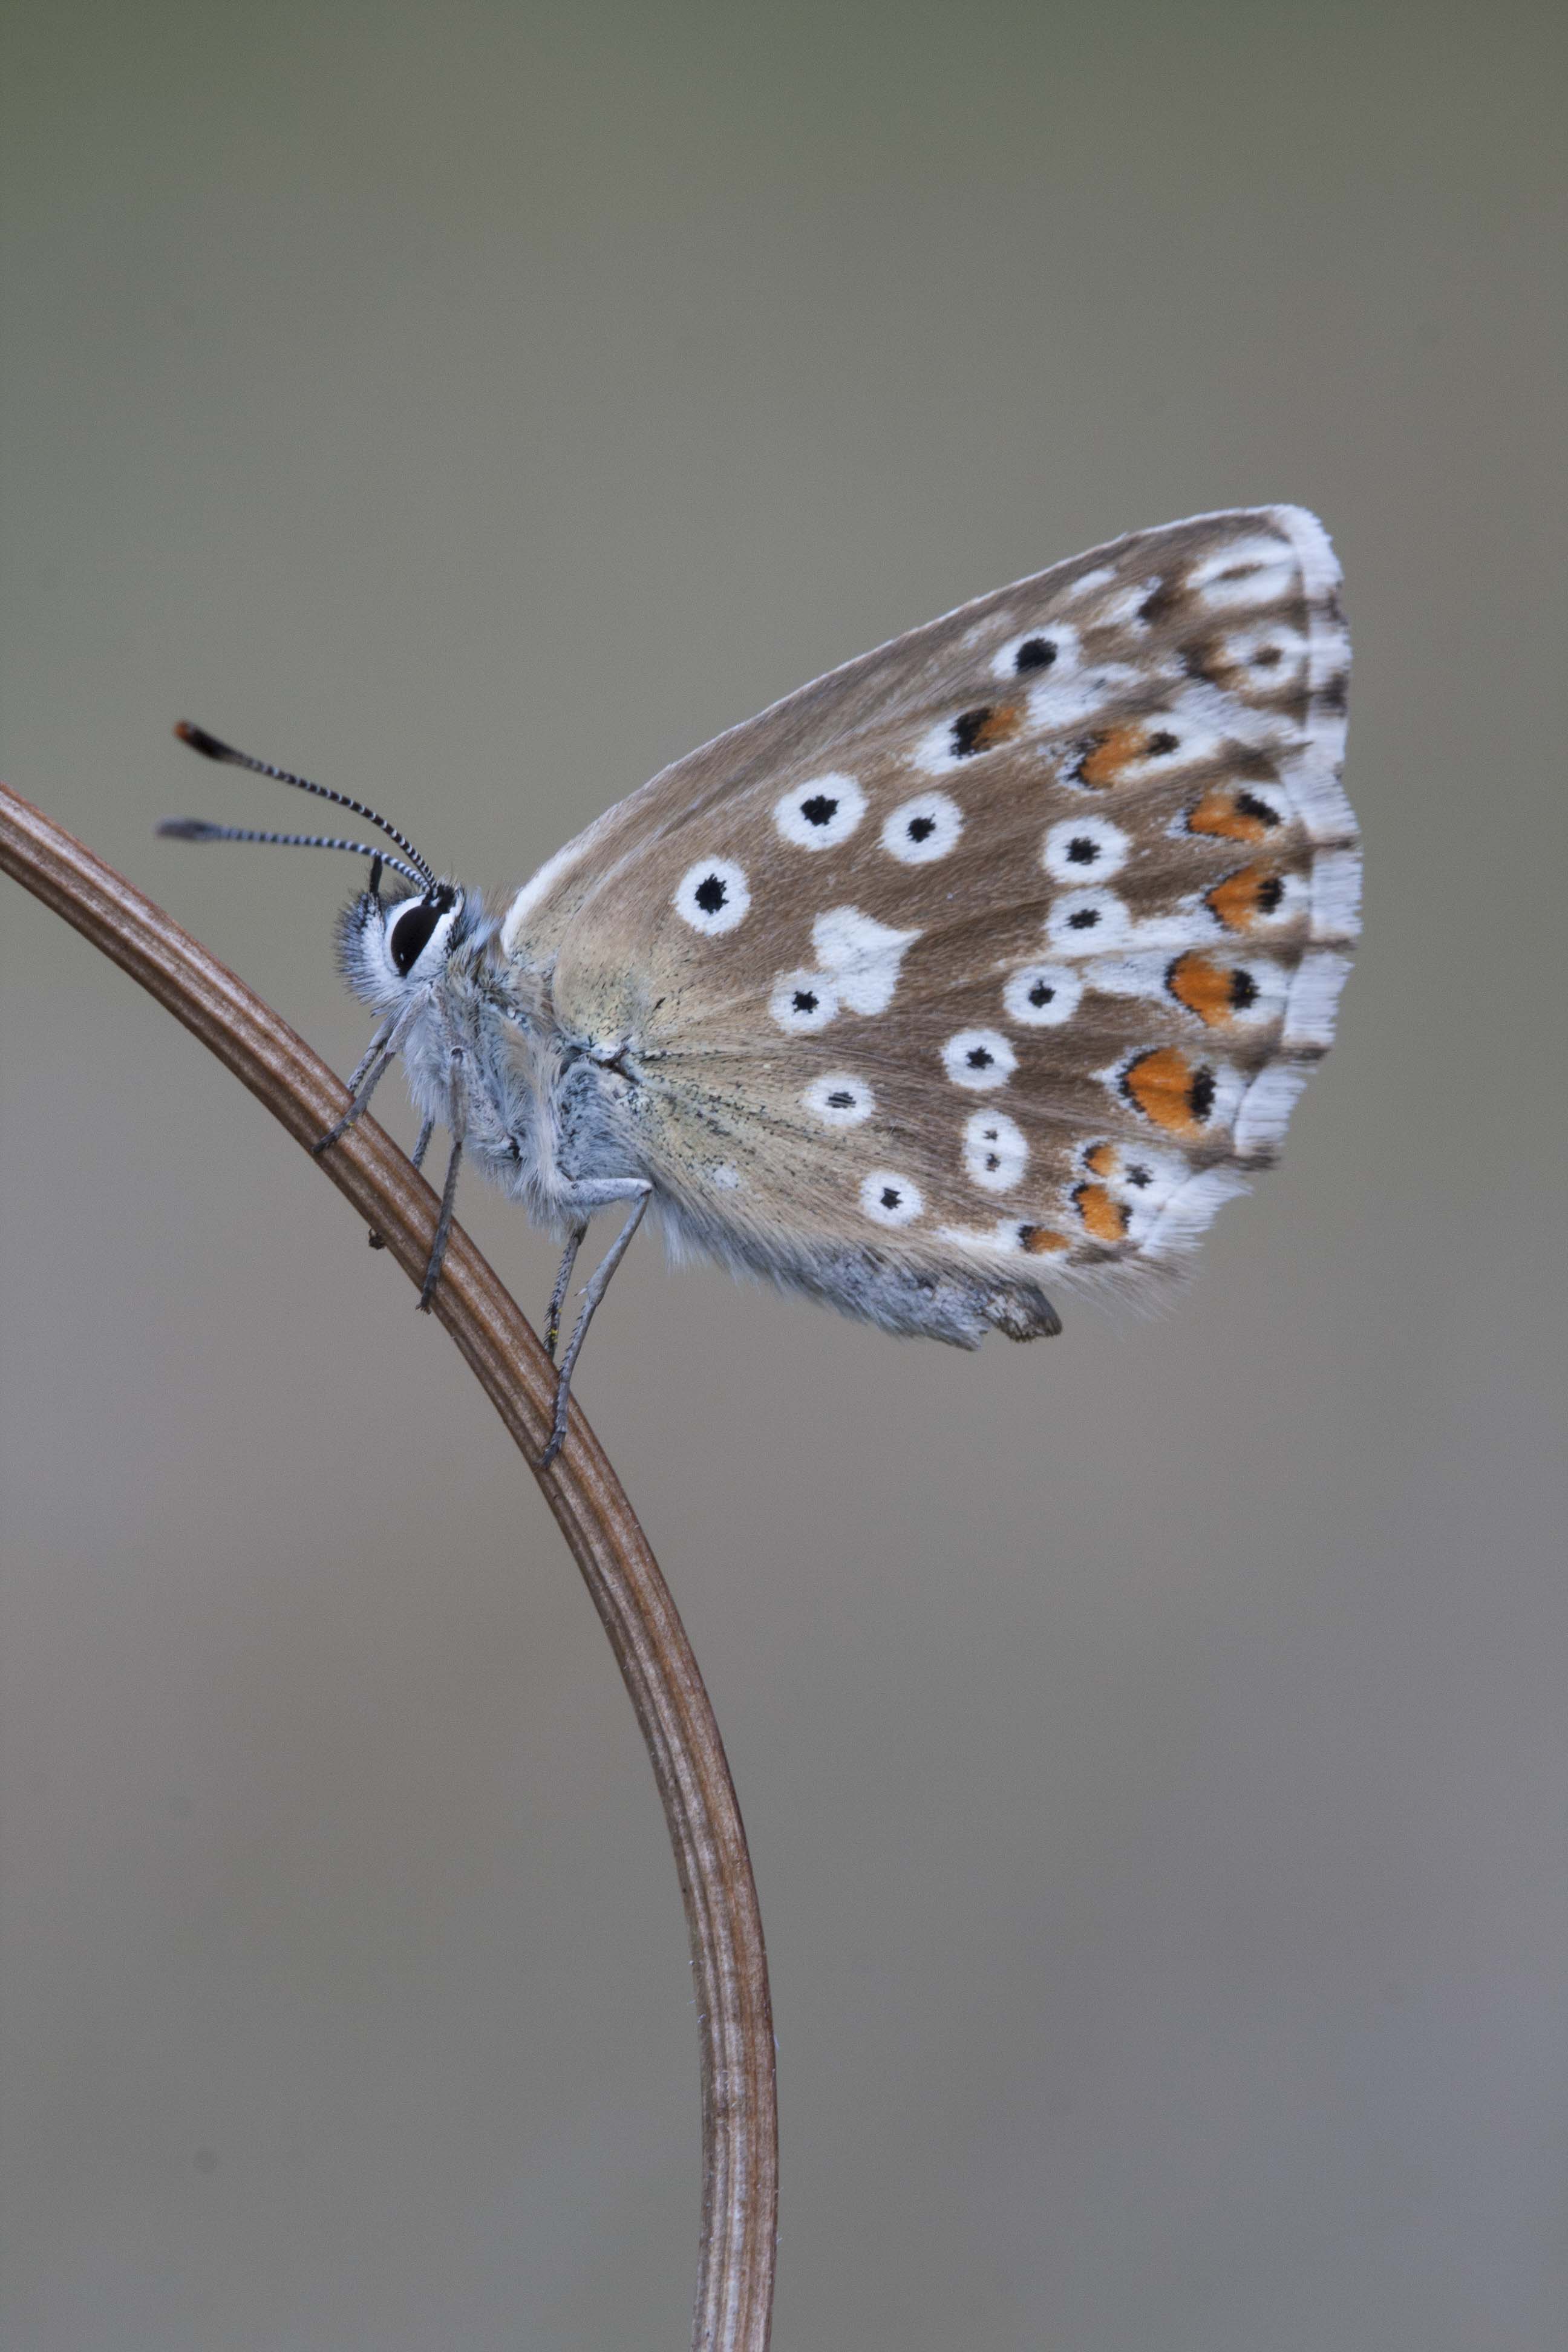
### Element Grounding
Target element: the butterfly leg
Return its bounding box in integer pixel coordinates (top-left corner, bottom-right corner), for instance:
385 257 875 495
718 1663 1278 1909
342 1012 399 1100
541 1181 652 1468
544 1224 588 1361
416 1051 467 1312
315 1000 420 1156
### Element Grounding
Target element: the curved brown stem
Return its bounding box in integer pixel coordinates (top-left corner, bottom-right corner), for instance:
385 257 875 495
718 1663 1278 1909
0 782 777 2352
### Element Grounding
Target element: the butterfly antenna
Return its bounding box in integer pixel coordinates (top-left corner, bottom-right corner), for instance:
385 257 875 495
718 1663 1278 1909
156 817 428 890
171 722 436 884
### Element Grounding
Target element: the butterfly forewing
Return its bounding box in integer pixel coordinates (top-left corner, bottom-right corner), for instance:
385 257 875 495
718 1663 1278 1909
508 508 1357 1334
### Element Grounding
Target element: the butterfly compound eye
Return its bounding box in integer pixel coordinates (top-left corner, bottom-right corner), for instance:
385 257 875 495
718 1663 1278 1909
388 890 454 976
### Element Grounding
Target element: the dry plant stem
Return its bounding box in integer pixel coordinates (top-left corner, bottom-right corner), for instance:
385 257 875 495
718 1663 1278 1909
0 783 777 2352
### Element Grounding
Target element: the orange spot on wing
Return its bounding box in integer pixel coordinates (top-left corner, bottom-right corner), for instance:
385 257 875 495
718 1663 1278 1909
1019 1225 1070 1255
1077 722 1147 789
1167 950 1236 1026
973 702 1023 751
1083 1142 1118 1178
1206 864 1285 932
1073 1182 1131 1241
1188 785 1273 841
1121 1046 1214 1137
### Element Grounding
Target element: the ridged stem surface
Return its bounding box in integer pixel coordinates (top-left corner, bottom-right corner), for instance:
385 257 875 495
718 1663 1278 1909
1 781 778 2352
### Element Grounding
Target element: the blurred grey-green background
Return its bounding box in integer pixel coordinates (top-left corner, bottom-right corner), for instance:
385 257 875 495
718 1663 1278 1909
2 3 1564 2345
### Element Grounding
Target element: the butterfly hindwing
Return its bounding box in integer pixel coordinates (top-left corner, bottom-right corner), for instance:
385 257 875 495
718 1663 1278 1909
506 507 1357 1338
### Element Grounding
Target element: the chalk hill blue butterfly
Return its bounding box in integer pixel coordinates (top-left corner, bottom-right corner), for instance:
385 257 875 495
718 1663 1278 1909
163 506 1359 1461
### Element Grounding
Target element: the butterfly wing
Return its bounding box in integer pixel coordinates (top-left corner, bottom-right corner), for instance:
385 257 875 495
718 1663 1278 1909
511 508 1357 1341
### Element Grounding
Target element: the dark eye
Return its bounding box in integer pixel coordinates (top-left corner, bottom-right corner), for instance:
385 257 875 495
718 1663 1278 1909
390 898 443 975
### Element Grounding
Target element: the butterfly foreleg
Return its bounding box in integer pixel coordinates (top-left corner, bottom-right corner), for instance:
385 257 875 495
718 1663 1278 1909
541 1180 652 1468
342 1010 400 1101
315 998 423 1157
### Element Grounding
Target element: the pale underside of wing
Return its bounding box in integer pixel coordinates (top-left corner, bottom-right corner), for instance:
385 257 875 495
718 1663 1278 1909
512 508 1358 1331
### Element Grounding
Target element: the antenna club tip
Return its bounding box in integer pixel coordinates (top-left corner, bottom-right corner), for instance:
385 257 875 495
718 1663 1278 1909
174 721 232 762
157 817 219 840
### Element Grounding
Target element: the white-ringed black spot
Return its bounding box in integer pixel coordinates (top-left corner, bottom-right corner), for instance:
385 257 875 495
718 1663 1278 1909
1126 1164 1153 1189
962 1108 1028 1192
1042 814 1131 886
802 1070 875 1127
942 1028 1016 1090
1146 730 1179 757
860 1168 924 1226
1229 967 1259 1010
1235 790 1282 830
1003 962 1082 1027
674 856 751 935
881 791 964 866
773 773 866 851
991 619 1081 688
1046 887 1132 953
770 969 840 1033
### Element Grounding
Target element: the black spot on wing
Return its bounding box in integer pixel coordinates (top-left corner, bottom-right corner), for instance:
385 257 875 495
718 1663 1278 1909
951 708 995 758
1014 636 1057 673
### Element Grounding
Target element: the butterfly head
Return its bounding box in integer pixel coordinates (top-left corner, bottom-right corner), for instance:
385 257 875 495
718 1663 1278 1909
336 872 473 1010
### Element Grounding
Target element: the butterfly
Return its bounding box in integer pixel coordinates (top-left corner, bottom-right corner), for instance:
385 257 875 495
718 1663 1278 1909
162 506 1359 1462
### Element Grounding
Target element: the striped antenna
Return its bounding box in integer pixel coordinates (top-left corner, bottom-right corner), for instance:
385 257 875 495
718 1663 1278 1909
172 722 435 884
155 817 428 890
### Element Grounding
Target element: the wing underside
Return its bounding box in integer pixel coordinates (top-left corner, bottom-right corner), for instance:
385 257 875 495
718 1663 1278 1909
515 508 1358 1333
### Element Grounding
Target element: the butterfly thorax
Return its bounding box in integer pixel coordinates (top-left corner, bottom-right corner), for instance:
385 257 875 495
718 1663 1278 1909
336 878 649 1235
